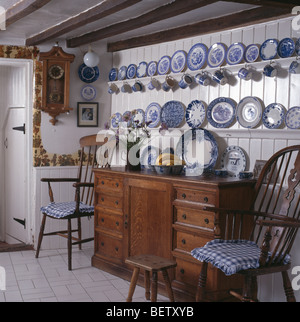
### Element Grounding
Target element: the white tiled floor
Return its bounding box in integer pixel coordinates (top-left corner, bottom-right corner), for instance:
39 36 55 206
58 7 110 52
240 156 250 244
0 248 168 302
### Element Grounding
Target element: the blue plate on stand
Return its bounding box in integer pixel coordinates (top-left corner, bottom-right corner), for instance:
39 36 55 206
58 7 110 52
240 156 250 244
185 100 206 128
109 68 118 81
207 97 236 128
207 43 226 68
158 56 171 75
277 38 295 58
78 63 99 83
226 42 245 65
244 44 259 63
145 102 161 128
171 50 187 73
187 43 207 70
161 101 185 128
137 62 147 78
147 61 157 77
126 64 137 79
118 66 127 80
260 39 278 60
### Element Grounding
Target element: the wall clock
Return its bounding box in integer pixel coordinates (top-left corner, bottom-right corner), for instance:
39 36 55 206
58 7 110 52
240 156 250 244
39 45 75 125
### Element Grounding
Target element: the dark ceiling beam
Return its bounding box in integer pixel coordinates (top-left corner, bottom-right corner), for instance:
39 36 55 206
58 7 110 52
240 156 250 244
107 6 292 52
66 0 218 48
6 0 52 26
221 0 300 8
25 0 142 46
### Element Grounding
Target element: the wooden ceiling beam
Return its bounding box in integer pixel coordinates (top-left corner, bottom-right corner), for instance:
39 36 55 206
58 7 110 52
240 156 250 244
107 6 292 52
6 0 52 26
221 0 299 9
25 0 142 46
66 0 218 48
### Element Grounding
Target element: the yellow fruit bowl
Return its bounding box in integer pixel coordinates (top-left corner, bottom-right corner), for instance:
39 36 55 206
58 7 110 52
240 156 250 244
154 165 184 176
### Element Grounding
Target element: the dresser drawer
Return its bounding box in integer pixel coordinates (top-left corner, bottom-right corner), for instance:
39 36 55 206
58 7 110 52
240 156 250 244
176 207 214 230
175 231 210 253
95 232 123 260
96 211 123 235
175 188 216 205
95 176 123 192
96 193 123 210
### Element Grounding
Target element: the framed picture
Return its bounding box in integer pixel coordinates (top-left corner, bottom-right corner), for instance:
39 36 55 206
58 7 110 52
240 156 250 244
77 102 98 127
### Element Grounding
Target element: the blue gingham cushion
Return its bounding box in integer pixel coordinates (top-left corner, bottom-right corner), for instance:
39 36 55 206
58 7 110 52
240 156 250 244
191 239 290 276
41 201 94 219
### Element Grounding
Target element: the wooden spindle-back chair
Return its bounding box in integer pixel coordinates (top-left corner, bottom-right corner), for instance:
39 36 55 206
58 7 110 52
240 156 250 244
192 145 300 302
36 134 109 270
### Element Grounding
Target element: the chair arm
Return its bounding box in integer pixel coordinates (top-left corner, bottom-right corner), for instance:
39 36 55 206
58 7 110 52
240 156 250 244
72 182 94 188
41 178 79 183
257 218 300 228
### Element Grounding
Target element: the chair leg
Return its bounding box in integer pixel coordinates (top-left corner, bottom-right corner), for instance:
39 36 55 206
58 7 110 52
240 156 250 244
162 269 175 302
127 267 140 302
77 217 82 250
67 219 72 271
36 214 47 258
196 262 208 302
144 270 150 300
151 271 158 302
242 275 253 302
282 271 296 302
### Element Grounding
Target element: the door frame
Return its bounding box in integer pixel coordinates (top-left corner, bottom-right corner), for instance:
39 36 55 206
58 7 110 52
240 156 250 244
0 58 33 245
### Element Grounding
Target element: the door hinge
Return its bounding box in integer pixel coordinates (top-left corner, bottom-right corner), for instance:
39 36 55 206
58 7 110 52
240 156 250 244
13 218 26 229
12 123 25 134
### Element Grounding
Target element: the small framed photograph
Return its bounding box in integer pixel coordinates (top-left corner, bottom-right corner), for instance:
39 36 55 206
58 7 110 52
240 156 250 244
77 102 98 127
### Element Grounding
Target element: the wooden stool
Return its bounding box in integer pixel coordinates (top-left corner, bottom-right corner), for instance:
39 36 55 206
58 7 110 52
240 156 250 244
125 254 177 302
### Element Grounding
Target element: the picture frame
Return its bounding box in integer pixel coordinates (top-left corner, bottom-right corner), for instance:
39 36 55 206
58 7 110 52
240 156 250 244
77 102 99 127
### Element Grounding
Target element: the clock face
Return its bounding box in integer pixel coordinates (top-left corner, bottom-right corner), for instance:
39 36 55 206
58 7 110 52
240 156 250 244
48 64 64 79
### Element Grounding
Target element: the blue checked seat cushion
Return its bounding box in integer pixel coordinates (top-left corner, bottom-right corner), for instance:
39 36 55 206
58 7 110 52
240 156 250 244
191 239 291 276
41 201 94 219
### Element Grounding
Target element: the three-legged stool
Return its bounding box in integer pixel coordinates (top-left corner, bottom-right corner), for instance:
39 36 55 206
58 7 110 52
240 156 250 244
125 254 177 302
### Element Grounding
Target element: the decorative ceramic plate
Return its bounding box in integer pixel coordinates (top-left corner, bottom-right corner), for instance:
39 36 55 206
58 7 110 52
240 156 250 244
262 103 285 129
285 106 300 129
207 43 226 68
187 43 207 71
207 97 236 128
147 61 157 77
122 111 132 127
171 50 186 73
236 96 262 128
78 64 100 83
111 112 122 128
226 42 245 65
220 146 247 177
296 38 300 56
161 101 185 128
185 100 206 128
140 145 160 169
109 68 118 82
176 128 218 174
132 108 145 127
157 56 171 75
137 62 147 78
81 85 97 101
126 64 137 79
244 44 260 63
260 39 278 60
145 102 161 128
277 38 295 58
118 66 127 80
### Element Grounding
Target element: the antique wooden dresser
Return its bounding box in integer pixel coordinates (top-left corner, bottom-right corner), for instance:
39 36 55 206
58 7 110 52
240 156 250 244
92 167 255 301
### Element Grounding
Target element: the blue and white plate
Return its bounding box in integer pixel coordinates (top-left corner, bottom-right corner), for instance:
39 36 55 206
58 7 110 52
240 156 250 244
81 85 97 101
132 109 145 127
157 56 171 75
78 63 100 83
277 38 295 58
109 68 118 82
145 102 161 128
236 96 262 129
140 145 160 169
262 103 285 129
171 50 186 73
176 128 218 174
260 39 278 60
122 111 132 127
220 146 247 177
244 44 260 63
147 61 157 77
207 97 236 128
186 100 206 128
118 66 127 80
137 62 147 78
187 43 207 71
126 64 137 79
296 38 300 56
161 101 185 128
226 43 245 65
207 43 226 68
285 106 300 129
111 112 122 128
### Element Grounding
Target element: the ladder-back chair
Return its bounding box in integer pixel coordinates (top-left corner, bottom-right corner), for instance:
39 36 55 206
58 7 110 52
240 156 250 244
36 134 109 270
192 145 300 302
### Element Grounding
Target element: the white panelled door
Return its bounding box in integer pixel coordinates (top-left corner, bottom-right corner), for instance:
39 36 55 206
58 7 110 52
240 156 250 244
4 107 27 243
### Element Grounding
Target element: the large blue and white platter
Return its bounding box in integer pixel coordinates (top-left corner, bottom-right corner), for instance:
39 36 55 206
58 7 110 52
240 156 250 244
171 50 186 73
187 43 207 71
244 44 259 63
176 128 218 175
277 38 295 58
145 102 161 128
137 62 147 78
236 96 262 129
158 56 171 75
118 66 127 80
262 103 285 129
161 101 185 128
126 64 137 79
207 43 226 68
140 145 160 169
78 63 99 83
147 61 157 77
207 97 236 128
285 106 300 129
226 43 245 65
260 39 278 60
185 100 206 128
